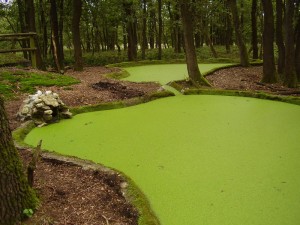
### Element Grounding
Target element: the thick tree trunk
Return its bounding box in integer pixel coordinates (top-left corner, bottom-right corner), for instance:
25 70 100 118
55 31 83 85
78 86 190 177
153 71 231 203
284 0 297 87
50 0 64 73
38 0 48 59
24 0 45 70
229 0 249 67
276 0 285 75
0 98 37 225
180 0 210 86
158 0 163 60
251 0 258 59
261 0 277 83
72 0 83 71
148 1 156 49
123 0 137 61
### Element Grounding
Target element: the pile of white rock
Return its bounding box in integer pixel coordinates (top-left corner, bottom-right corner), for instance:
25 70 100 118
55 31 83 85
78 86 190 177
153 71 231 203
18 90 72 126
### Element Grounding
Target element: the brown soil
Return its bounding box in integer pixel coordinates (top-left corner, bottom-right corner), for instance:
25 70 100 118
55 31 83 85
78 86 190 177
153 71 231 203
4 65 300 225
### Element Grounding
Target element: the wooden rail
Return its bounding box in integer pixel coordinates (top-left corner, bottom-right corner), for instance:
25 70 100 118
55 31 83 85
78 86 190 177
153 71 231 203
0 33 37 68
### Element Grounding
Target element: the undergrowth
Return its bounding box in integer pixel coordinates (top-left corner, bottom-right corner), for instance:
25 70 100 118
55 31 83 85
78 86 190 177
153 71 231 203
0 69 79 99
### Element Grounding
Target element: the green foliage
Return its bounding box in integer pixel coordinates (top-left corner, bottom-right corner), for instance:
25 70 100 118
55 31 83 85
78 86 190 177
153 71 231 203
0 70 79 99
23 209 34 218
0 53 29 66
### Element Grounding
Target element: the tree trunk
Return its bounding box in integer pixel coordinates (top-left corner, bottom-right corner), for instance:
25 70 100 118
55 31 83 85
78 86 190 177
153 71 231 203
38 0 48 59
225 1 232 53
229 0 249 67
261 0 277 83
16 0 29 59
251 0 258 59
284 0 297 87
148 1 156 49
0 98 37 225
24 0 45 70
141 0 147 60
50 0 64 73
72 0 83 71
58 0 65 64
275 0 285 75
295 15 300 80
180 0 210 86
123 0 137 61
158 0 163 60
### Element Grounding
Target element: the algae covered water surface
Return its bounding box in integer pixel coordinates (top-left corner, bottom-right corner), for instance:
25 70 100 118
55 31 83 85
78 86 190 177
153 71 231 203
123 63 231 84
25 95 300 225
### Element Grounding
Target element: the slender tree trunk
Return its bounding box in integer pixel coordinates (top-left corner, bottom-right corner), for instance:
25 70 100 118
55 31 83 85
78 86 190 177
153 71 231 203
38 0 48 59
149 1 156 49
284 0 297 87
58 0 65 64
180 0 210 86
251 0 258 59
295 15 300 80
276 0 285 75
16 0 29 59
225 1 232 53
141 0 147 60
50 0 64 73
158 0 163 59
261 0 277 83
229 0 249 67
0 98 37 225
24 0 45 70
72 0 83 71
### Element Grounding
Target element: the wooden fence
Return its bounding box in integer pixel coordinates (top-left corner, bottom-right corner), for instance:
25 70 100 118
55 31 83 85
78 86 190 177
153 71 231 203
0 32 37 68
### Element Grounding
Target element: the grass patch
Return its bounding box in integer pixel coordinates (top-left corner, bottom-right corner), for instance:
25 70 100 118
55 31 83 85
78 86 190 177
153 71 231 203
0 69 80 99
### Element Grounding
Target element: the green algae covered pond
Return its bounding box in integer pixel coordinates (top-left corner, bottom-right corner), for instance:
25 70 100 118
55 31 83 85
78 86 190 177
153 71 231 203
25 95 300 225
123 63 232 84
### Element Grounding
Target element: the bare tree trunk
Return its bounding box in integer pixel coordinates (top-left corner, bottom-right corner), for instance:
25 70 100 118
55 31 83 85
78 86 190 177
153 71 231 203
72 0 83 71
158 0 162 60
251 0 258 59
0 98 37 225
229 0 249 67
16 0 29 59
276 0 285 75
50 0 64 73
141 0 147 60
180 0 210 86
25 0 45 70
261 0 277 83
295 14 300 80
284 0 298 87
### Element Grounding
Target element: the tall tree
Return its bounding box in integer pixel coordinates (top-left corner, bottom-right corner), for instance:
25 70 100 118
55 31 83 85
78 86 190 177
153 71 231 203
179 0 210 86
295 10 300 80
50 0 64 73
24 0 45 70
0 98 37 225
123 0 137 61
228 0 249 67
72 0 83 71
284 0 297 87
157 0 162 60
16 0 28 59
276 0 285 75
251 0 258 59
261 0 277 83
141 0 147 60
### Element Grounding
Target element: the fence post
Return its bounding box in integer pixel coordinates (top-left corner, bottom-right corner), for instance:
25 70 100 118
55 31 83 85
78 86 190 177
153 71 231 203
29 33 37 68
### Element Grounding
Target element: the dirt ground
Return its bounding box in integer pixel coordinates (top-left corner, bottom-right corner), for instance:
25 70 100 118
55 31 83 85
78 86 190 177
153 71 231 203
4 65 300 225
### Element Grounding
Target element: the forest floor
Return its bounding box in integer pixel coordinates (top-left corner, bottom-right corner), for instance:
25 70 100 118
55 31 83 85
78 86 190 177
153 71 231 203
4 65 300 225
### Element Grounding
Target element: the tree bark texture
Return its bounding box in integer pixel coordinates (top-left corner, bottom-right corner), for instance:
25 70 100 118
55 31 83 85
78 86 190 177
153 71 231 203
261 0 277 83
157 0 163 60
24 0 45 70
0 98 37 225
229 0 249 67
179 0 210 86
72 0 83 71
284 0 298 87
251 0 258 59
50 0 64 73
141 0 147 60
276 0 285 75
123 0 137 61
